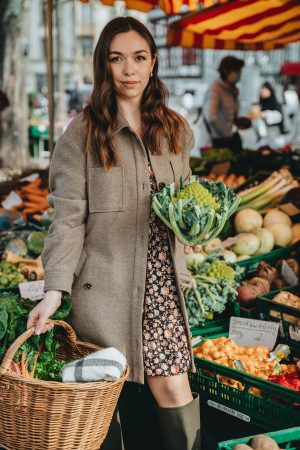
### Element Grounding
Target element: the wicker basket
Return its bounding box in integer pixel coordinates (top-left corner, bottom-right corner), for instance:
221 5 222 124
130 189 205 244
0 320 129 450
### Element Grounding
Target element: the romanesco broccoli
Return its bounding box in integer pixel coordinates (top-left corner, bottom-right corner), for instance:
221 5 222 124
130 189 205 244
172 182 220 211
206 261 235 283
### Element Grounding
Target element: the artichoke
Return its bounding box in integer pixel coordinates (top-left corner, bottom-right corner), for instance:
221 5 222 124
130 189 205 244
152 175 240 246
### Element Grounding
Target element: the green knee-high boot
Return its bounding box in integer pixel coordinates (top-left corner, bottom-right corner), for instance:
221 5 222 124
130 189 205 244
157 393 201 450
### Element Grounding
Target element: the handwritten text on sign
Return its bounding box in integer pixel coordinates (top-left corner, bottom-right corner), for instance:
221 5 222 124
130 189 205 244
229 316 279 350
19 281 45 301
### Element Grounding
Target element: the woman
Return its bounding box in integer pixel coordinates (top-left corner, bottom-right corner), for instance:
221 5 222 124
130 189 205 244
27 17 200 450
201 55 245 152
259 81 285 134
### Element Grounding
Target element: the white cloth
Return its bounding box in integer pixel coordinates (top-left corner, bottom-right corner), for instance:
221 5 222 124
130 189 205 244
62 347 127 383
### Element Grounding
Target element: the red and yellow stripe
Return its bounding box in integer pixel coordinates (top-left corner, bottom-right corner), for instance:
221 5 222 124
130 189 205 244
167 0 300 50
79 0 231 14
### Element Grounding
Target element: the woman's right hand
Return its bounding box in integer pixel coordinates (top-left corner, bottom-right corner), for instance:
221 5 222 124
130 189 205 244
27 290 63 335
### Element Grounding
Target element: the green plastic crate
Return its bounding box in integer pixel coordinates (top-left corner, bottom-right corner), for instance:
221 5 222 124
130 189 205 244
190 302 240 337
217 426 300 449
234 243 300 273
257 285 300 349
239 305 257 319
190 335 300 430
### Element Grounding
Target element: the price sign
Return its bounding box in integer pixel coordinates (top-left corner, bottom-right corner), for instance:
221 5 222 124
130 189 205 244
2 191 22 210
281 260 299 286
229 316 279 350
19 281 45 301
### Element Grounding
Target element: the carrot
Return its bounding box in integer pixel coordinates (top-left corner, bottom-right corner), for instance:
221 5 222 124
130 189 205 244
24 194 49 206
24 199 48 208
11 361 21 376
216 174 226 182
21 351 26 377
25 178 42 189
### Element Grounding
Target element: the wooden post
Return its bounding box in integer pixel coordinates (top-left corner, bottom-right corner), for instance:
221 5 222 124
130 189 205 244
46 0 54 155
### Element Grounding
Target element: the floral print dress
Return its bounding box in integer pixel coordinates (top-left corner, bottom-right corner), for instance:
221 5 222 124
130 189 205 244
142 164 191 377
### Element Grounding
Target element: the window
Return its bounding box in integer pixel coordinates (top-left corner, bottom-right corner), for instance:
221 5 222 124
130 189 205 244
182 49 197 66
81 37 93 56
80 4 93 25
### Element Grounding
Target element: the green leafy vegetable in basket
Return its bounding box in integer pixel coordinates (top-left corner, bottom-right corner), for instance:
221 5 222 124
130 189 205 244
152 176 240 246
184 251 244 326
0 293 72 362
13 329 66 381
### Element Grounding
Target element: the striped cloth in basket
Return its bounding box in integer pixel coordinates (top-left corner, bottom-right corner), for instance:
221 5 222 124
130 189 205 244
62 347 127 383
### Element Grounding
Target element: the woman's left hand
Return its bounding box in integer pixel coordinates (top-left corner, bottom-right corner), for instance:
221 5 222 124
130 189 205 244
184 245 202 255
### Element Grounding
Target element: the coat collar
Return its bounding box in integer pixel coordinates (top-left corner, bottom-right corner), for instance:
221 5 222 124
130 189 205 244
113 109 131 136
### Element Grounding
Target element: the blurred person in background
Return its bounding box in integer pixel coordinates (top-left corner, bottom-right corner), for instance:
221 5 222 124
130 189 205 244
250 81 286 148
201 56 250 152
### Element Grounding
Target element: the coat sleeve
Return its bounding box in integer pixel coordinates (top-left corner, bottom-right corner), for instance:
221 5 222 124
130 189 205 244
41 127 88 294
203 84 228 137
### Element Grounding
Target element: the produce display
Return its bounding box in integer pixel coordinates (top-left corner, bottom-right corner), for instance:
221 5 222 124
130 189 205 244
237 259 299 308
273 291 300 310
0 261 26 287
203 172 247 189
268 290 300 326
1 177 50 220
191 148 236 174
270 372 300 393
232 434 285 450
184 252 244 325
0 161 297 447
193 336 297 391
232 208 294 257
204 207 297 267
152 175 240 246
237 169 298 213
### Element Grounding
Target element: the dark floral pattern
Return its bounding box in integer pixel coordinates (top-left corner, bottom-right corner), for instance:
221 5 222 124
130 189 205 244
143 165 191 377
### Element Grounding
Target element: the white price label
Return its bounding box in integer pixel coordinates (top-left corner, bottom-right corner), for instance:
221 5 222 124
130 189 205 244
229 316 279 350
19 280 45 301
20 173 39 183
2 191 22 210
207 400 250 422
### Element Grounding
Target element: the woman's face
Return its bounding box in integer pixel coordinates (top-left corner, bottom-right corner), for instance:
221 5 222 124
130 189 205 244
108 30 156 102
260 87 271 99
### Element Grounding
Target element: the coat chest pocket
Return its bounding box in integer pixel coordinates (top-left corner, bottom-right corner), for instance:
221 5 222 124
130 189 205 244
88 166 124 212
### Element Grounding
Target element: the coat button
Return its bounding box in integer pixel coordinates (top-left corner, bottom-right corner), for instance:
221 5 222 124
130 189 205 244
159 182 166 189
83 283 92 290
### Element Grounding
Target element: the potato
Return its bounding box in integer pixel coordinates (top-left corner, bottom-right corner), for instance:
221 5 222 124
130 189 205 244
250 434 280 450
233 445 253 450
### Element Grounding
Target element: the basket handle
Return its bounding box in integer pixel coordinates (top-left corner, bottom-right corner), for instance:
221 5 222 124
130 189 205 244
0 320 78 377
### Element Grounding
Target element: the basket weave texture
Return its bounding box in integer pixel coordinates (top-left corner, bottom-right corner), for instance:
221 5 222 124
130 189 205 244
0 320 129 450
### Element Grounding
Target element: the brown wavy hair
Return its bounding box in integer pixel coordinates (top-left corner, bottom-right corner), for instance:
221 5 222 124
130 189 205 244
83 16 184 170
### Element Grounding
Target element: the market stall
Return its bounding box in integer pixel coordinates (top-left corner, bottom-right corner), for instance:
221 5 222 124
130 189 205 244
1 1 300 448
167 0 300 50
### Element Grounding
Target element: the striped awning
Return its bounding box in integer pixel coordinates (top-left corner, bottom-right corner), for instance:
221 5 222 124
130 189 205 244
167 0 300 50
79 0 230 14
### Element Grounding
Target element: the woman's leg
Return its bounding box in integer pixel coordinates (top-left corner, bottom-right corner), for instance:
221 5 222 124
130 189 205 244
147 373 201 450
146 372 192 407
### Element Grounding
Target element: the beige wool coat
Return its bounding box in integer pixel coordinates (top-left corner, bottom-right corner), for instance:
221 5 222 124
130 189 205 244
41 111 196 384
